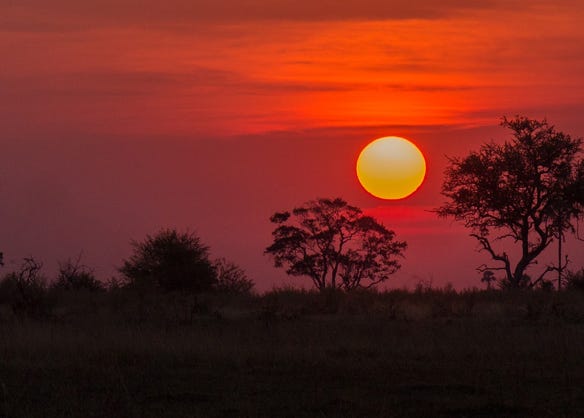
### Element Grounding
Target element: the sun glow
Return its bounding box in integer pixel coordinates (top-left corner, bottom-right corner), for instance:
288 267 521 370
356 136 426 200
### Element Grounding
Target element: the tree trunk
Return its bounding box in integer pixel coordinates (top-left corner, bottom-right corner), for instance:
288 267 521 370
511 263 528 288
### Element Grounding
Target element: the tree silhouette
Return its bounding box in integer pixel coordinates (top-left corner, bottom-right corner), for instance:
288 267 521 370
481 270 496 290
214 258 254 295
435 116 584 288
265 197 407 291
52 255 103 292
0 257 48 317
120 229 216 293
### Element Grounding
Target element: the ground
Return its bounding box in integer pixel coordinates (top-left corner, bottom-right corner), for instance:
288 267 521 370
1 292 584 418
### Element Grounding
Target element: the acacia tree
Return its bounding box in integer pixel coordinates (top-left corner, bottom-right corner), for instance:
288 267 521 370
435 116 584 288
265 198 407 291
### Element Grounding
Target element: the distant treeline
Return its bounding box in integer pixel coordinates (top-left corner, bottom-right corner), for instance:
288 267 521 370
1 258 584 324
1 115 583 320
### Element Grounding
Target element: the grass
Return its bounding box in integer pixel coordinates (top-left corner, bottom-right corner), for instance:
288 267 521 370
1 289 584 417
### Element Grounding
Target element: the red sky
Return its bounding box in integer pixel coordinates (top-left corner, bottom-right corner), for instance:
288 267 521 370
1 0 583 290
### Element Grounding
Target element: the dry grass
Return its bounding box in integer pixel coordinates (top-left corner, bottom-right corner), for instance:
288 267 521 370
1 289 584 417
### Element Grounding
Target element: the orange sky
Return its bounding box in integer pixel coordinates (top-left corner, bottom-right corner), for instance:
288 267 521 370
2 0 584 137
1 0 583 289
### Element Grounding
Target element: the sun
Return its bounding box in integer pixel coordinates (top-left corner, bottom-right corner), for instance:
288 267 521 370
356 136 426 200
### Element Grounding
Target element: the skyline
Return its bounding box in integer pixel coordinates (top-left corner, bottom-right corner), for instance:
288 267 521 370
1 0 583 289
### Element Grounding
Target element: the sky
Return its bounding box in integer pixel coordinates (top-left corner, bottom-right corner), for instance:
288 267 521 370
1 0 583 290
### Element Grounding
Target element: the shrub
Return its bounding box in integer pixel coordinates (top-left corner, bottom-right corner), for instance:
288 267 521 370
0 257 49 317
565 269 584 291
213 258 254 295
119 229 216 293
51 256 104 292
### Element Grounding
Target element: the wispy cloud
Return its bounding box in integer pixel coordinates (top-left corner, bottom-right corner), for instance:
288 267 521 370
1 0 583 138
1 0 530 32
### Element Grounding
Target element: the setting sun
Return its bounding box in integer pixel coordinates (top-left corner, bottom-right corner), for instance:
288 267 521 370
356 136 426 200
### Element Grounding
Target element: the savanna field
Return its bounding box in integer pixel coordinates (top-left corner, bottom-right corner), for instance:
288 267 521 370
2 288 584 418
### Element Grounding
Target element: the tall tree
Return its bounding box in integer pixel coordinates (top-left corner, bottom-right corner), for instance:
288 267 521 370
435 116 583 288
265 198 406 291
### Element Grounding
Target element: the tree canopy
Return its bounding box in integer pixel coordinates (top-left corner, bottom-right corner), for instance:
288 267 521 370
119 229 217 293
435 116 584 288
265 197 407 291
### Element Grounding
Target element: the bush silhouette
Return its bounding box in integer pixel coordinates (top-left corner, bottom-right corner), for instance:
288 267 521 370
214 258 254 295
120 229 216 293
0 257 48 317
52 256 104 292
565 269 584 291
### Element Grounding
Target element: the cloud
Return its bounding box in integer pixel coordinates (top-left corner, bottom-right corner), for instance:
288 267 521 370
0 68 356 103
2 0 582 140
364 206 457 236
1 0 528 31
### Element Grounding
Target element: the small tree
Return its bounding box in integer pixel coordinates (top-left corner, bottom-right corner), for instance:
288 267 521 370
52 255 103 292
0 257 48 317
435 116 584 288
213 258 254 295
119 229 216 293
481 270 496 290
265 197 407 291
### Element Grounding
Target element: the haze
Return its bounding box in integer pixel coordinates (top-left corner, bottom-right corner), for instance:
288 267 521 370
1 0 583 289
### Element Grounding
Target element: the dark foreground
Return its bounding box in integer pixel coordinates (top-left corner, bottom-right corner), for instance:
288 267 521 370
1 291 584 417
